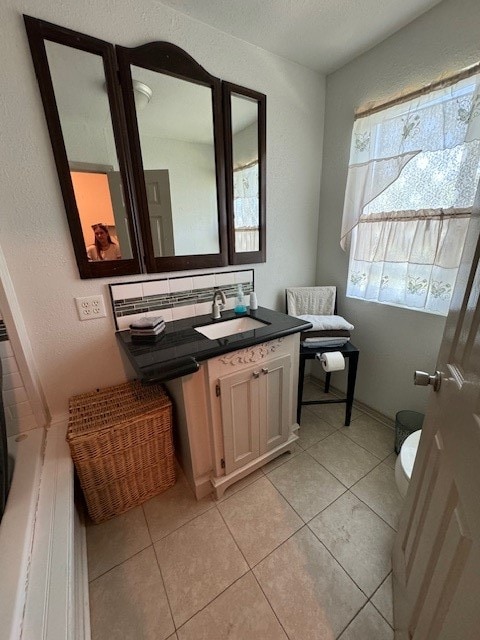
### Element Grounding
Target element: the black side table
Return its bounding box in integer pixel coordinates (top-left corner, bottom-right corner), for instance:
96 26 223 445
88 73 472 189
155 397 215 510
297 342 359 426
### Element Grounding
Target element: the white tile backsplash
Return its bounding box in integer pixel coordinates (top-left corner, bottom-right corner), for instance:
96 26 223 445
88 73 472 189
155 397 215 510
111 283 143 301
142 280 169 297
147 309 173 322
234 271 253 284
193 274 216 290
172 304 196 320
215 272 235 287
110 269 254 329
224 297 236 311
169 277 193 293
195 302 212 317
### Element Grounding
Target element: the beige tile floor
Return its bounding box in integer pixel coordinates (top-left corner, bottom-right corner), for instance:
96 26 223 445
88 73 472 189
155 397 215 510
86 381 402 639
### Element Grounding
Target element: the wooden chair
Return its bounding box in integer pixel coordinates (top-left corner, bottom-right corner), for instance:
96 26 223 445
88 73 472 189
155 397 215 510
286 286 359 426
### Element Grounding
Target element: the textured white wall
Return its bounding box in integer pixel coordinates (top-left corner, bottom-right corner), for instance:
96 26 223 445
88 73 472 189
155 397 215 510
317 0 480 419
0 0 325 422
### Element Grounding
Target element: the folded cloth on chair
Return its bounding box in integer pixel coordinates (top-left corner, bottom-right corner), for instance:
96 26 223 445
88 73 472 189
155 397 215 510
287 287 336 315
296 314 354 331
301 337 350 347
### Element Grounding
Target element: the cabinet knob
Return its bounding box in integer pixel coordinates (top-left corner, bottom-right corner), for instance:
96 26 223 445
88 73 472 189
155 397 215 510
252 371 260 378
262 367 269 375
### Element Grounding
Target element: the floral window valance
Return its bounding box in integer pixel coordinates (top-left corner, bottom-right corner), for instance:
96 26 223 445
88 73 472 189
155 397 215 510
341 72 480 315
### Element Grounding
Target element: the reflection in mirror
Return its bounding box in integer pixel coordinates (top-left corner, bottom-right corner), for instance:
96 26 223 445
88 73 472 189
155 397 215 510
231 94 259 253
24 16 142 277
131 65 220 257
224 83 266 265
117 41 228 272
45 41 133 261
26 18 266 277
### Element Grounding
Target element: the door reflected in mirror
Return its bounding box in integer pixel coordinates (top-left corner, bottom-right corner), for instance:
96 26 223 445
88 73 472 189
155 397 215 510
70 167 130 260
131 65 220 257
45 41 134 261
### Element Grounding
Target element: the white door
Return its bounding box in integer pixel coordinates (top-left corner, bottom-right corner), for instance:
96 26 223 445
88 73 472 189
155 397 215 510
392 190 480 638
143 169 175 257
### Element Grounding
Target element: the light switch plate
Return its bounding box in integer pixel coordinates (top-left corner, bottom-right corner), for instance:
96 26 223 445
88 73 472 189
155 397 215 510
75 295 107 321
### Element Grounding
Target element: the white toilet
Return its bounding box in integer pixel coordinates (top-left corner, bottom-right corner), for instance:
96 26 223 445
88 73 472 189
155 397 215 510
395 430 421 498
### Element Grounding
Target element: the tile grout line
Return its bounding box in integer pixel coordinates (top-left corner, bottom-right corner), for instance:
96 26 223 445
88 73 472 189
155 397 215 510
88 542 154 584
169 511 251 633
368 571 395 631
249 565 292 639
305 491 393 601
173 570 252 635
151 539 181 633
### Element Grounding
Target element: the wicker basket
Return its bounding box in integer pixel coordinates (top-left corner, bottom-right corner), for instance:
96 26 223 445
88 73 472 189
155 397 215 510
67 380 175 523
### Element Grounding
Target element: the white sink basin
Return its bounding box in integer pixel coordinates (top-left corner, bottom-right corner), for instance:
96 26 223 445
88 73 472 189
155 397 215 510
195 317 268 340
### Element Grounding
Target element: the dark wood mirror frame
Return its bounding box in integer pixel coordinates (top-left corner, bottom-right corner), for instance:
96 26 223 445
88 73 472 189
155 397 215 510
23 16 266 279
23 15 143 279
223 82 266 265
116 42 228 272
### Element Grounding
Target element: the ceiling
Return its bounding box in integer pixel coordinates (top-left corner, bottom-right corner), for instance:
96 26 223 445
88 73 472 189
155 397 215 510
157 0 443 74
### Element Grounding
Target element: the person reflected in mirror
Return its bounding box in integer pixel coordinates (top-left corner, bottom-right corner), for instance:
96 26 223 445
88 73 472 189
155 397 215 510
87 223 121 261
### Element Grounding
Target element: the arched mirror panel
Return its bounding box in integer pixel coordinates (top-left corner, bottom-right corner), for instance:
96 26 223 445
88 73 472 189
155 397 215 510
24 16 142 278
116 42 228 272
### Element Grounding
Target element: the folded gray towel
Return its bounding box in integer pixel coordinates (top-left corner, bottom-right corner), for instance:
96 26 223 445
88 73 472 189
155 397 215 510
296 314 354 331
301 337 350 347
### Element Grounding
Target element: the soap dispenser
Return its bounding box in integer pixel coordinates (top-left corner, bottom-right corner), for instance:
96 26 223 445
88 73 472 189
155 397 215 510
234 284 247 314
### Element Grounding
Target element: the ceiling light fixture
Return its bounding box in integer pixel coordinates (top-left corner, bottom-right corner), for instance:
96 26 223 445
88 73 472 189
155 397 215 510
132 80 153 110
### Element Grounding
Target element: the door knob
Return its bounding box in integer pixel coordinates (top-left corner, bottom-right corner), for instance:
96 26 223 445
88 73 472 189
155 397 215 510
262 367 269 375
414 370 442 392
252 371 260 379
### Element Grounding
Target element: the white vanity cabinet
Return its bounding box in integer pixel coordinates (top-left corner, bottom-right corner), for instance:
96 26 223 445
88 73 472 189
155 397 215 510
166 333 300 499
211 352 291 474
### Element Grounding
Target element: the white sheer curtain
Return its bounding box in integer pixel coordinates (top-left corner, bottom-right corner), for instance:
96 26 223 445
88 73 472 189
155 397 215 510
342 73 480 315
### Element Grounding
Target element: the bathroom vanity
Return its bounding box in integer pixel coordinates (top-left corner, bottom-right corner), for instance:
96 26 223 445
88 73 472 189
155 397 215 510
116 307 310 498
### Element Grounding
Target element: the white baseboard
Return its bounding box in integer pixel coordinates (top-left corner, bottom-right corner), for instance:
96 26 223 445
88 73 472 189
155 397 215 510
21 422 90 639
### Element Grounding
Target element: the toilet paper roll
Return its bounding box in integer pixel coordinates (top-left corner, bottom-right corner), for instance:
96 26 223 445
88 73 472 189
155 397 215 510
317 351 345 372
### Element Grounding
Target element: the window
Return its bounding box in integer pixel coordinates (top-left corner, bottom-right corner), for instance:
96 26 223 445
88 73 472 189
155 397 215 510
341 73 480 315
233 162 260 252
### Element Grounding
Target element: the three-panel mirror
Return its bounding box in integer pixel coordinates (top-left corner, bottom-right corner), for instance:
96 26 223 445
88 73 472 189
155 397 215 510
24 16 266 278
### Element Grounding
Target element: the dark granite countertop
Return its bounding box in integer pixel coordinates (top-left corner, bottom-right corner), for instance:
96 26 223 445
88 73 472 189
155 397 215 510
116 306 312 383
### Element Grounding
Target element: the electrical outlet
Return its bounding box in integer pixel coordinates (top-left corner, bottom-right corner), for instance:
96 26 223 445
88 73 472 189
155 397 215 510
75 295 107 321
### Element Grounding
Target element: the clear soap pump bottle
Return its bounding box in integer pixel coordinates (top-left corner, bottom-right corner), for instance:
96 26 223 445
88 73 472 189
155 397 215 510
234 284 247 314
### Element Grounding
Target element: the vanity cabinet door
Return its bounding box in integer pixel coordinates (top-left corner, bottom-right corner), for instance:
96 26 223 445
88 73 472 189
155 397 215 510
218 353 292 474
259 354 291 454
219 366 261 474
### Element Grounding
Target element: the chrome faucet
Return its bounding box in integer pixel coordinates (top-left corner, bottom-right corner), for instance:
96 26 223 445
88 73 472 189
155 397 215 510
211 289 227 319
